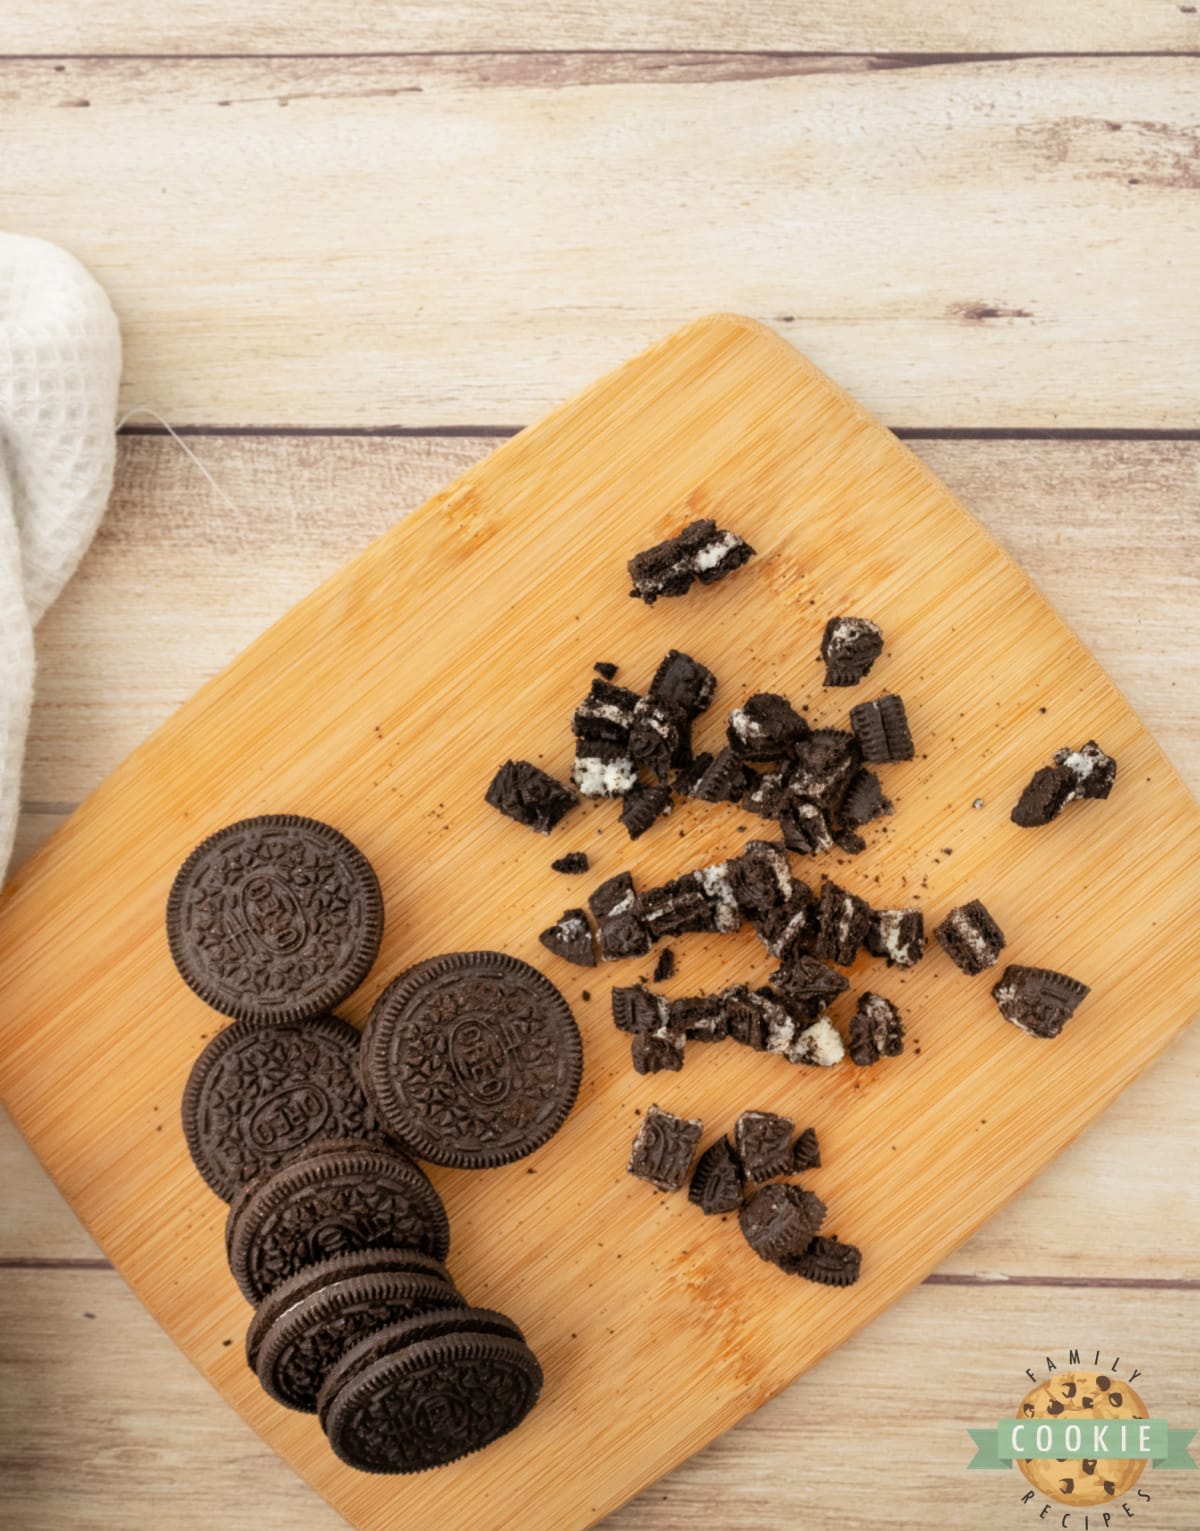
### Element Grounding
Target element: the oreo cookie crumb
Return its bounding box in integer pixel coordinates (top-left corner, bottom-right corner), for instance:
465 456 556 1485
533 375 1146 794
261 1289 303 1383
786 1016 846 1067
1054 740 1117 800
936 899 1006 975
629 696 688 780
728 840 793 919
485 760 577 834
685 745 751 804
550 851 589 875
571 678 640 746
866 907 925 968
637 873 720 939
813 879 871 967
631 1026 686 1074
780 1235 862 1287
769 954 849 1018
669 994 728 1042
1011 764 1074 827
572 740 638 799
611 984 667 1034
820 617 884 687
727 693 809 761
619 781 673 841
538 909 596 967
992 964 1090 1038
849 694 915 763
628 519 755 604
653 948 676 983
688 1138 745 1215
734 1110 794 1181
780 801 834 856
627 1104 702 1191
648 650 717 718
788 729 862 815
791 1127 821 1171
593 661 619 680
848 992 905 1065
739 1183 827 1265
753 886 819 962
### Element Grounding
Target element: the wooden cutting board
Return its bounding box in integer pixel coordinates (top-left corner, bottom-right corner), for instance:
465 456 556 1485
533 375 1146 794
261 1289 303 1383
2 315 1198 1530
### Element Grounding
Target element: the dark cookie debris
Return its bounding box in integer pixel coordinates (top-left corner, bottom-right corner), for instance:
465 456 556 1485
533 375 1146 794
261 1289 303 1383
866 907 925 968
485 761 576 835
688 1138 745 1216
166 815 384 1026
788 729 862 814
593 661 619 680
572 738 638 799
769 954 849 1018
728 840 793 919
620 781 673 841
182 1014 377 1202
653 947 676 983
630 695 690 780
631 1026 686 1074
780 1235 862 1287
820 617 884 687
791 1127 821 1171
848 992 905 1066
849 694 914 763
550 851 589 875
734 1110 795 1181
628 518 755 604
753 885 818 962
610 983 666 1034
1011 764 1075 828
571 678 640 747
727 693 809 761
1054 740 1117 800
627 1104 703 1191
839 769 893 827
779 800 834 856
739 1183 827 1265
637 872 719 939
648 649 716 718
360 951 583 1169
683 745 751 804
590 872 652 961
936 899 1006 975
538 908 596 967
669 994 728 1042
814 879 871 967
992 964 1090 1039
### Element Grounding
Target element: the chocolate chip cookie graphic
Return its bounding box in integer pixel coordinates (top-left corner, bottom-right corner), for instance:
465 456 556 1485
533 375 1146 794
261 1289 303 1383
1016 1370 1149 1507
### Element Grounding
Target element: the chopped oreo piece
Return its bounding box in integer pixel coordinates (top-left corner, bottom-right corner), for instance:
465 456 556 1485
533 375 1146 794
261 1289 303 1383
550 851 589 875
653 947 676 983
631 1026 686 1074
648 649 716 718
611 984 667 1034
685 745 751 804
674 750 714 797
848 992 905 1065
572 740 638 798
696 861 742 932
538 908 596 967
1011 764 1074 828
734 1111 795 1181
593 661 619 680
629 696 687 780
739 1183 827 1265
769 954 849 1018
637 873 719 939
1054 740 1117 801
779 800 834 856
669 994 728 1042
839 769 894 827
728 840 793 919
788 730 862 814
992 964 1090 1039
832 827 866 856
866 908 925 968
849 693 914 763
688 1138 745 1216
726 693 809 761
814 879 871 967
598 911 653 961
589 872 637 920
619 781 673 841
571 678 640 745
936 899 1006 975
780 1235 862 1287
628 518 755 604
720 986 793 1052
786 1016 846 1067
753 885 818 961
626 1104 702 1191
820 616 884 687
485 760 576 835
791 1127 821 1171
741 768 790 819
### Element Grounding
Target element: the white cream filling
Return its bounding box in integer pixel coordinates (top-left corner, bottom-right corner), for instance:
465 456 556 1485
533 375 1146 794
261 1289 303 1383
787 1016 845 1067
765 1014 797 1055
874 909 914 965
693 532 739 572
572 755 637 797
577 700 634 728
698 862 741 932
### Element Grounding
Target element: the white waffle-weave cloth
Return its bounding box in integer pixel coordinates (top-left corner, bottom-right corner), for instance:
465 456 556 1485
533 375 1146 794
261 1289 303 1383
1 234 121 871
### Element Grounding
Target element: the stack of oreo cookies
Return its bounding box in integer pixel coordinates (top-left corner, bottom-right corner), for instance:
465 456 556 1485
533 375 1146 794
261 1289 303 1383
169 815 565 1472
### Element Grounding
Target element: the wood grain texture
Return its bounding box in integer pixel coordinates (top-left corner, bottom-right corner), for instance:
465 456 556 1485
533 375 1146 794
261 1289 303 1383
2 1272 1197 1530
1 317 1198 1530
3 57 1197 428
5 0 1197 54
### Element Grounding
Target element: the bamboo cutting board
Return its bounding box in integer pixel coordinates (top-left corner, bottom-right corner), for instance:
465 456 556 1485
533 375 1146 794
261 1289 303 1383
1 315 1199 1531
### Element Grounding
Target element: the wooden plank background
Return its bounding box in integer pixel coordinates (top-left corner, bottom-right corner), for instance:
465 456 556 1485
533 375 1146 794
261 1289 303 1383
2 13 1198 1530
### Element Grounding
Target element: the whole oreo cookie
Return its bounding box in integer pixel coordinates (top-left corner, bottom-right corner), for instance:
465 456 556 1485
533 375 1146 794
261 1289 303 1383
252 1264 465 1413
360 951 583 1169
323 1330 543 1473
316 1306 526 1428
226 1138 450 1304
166 815 383 1024
182 1014 376 1201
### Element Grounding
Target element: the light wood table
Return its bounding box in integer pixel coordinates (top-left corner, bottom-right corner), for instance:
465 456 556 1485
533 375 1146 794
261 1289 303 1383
2 9 1198 1528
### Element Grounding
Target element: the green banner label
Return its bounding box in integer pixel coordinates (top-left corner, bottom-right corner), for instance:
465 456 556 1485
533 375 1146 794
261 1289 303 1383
968 1421 1196 1471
